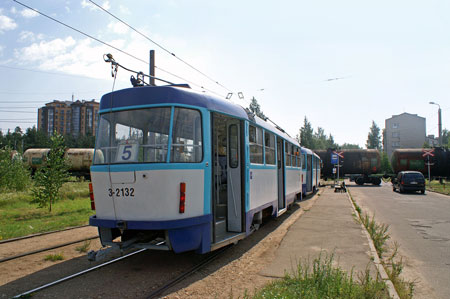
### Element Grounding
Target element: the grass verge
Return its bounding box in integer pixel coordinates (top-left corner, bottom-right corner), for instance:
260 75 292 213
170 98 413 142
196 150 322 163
0 181 94 240
348 190 414 299
426 179 450 195
249 252 389 299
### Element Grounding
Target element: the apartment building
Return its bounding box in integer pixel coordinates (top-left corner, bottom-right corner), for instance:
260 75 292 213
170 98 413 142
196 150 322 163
384 112 426 158
38 99 99 137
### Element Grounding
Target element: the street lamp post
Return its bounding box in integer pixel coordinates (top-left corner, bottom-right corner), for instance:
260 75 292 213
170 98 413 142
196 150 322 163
429 101 442 146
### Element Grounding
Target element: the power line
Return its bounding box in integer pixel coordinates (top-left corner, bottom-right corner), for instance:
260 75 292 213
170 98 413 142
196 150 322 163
0 110 36 113
0 100 48 103
0 119 35 121
0 121 36 123
0 107 37 109
0 64 94 79
88 0 231 93
12 0 149 65
12 0 227 98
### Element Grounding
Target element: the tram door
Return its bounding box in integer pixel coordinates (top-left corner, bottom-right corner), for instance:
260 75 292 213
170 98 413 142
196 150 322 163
306 155 312 192
212 114 242 243
276 138 286 211
227 121 242 232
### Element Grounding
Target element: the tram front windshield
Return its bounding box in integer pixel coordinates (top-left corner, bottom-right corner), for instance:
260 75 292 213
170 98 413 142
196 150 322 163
94 107 203 164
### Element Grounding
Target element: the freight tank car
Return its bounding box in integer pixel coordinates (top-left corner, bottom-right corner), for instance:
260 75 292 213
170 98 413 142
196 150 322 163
23 148 95 178
391 148 450 178
315 149 381 185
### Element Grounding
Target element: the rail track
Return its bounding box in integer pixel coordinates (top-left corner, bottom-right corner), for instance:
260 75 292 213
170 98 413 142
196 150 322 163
0 224 90 245
11 245 230 298
0 225 99 265
0 235 99 263
12 248 147 298
146 246 230 299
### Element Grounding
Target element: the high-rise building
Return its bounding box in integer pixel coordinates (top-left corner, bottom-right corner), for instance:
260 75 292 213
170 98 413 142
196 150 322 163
384 112 426 158
38 99 99 137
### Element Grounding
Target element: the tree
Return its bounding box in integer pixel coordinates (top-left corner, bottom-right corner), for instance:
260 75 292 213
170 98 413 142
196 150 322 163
340 143 361 149
380 152 393 174
31 133 70 212
442 129 449 147
298 117 314 148
248 97 267 120
366 121 381 149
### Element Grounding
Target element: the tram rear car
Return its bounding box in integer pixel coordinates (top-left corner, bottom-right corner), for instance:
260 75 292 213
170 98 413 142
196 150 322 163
89 85 316 254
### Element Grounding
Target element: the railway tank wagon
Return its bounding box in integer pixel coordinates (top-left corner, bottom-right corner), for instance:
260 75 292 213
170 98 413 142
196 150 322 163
23 148 95 177
315 149 381 185
89 85 313 254
391 148 450 178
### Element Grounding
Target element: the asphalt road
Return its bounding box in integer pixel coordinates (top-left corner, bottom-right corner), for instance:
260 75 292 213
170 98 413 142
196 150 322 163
349 181 450 299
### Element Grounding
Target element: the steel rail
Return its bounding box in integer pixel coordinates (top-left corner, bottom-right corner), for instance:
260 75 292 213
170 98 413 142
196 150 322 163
13 248 147 298
0 225 90 245
146 246 230 299
0 236 99 264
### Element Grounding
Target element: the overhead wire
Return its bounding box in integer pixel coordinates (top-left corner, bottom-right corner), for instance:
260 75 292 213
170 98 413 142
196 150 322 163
0 65 95 79
0 110 37 113
88 0 232 93
12 0 227 98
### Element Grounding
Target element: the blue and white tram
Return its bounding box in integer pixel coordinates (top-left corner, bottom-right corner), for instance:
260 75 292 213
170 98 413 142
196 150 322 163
89 85 312 254
300 148 321 196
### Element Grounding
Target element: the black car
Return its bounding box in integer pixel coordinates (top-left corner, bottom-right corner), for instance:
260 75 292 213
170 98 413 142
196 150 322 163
392 171 425 194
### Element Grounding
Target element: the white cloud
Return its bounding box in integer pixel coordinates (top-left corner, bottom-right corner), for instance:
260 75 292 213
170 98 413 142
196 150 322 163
10 7 17 14
119 5 130 15
15 37 77 61
14 36 117 79
0 13 17 33
20 9 39 18
81 0 110 11
18 31 44 43
108 21 128 35
0 45 4 56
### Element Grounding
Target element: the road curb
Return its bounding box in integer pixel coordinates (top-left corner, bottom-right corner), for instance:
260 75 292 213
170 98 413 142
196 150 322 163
345 190 400 299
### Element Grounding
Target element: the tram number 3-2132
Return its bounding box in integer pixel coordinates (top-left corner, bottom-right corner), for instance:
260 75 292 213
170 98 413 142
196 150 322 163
108 188 135 197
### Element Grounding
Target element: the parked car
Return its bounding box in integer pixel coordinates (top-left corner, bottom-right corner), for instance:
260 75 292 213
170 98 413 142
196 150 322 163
392 171 425 194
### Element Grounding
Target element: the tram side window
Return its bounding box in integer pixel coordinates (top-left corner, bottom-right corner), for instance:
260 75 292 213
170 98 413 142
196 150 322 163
264 131 275 165
296 147 301 168
94 117 110 164
302 154 306 170
171 108 203 163
249 125 263 164
292 145 298 167
143 108 171 163
285 142 292 166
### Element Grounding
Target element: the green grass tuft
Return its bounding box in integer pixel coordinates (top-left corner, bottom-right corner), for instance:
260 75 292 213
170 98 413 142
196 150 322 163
75 240 92 253
249 252 389 299
44 253 64 261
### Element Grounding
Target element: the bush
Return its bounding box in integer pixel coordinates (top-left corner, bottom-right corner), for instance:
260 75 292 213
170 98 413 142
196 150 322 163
0 147 31 191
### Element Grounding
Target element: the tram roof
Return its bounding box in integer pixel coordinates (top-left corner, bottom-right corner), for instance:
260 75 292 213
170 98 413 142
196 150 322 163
100 85 299 144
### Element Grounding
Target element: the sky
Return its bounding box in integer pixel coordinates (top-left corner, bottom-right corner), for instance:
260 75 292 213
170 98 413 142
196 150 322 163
0 0 449 147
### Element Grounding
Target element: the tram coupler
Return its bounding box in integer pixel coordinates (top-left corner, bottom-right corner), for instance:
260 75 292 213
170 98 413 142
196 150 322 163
87 246 117 262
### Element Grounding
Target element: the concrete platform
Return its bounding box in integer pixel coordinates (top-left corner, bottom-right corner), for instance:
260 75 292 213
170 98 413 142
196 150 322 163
260 187 377 278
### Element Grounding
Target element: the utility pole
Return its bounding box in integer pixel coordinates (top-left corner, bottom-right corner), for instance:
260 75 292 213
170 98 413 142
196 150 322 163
438 106 442 146
149 50 155 86
429 101 442 146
